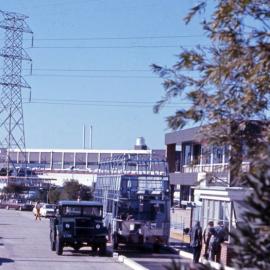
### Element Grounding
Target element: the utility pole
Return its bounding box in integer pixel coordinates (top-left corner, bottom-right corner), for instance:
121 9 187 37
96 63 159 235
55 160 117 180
89 125 93 149
0 10 33 179
83 124 86 149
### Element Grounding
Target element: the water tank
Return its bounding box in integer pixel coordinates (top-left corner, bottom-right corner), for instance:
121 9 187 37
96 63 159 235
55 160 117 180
134 137 147 150
135 137 146 146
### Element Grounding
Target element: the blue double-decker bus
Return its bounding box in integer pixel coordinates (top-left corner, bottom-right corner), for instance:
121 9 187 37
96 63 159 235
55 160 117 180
94 155 170 251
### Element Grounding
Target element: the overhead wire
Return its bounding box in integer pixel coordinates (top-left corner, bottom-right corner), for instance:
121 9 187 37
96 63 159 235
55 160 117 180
26 74 158 79
28 45 200 49
32 34 204 41
21 97 191 108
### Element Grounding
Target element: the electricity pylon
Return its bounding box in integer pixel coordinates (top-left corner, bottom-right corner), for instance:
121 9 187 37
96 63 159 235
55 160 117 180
0 10 33 176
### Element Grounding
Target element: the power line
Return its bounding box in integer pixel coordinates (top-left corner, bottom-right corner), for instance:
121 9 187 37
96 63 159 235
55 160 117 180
33 34 204 41
19 67 196 74
25 100 190 108
32 68 151 72
22 98 191 108
26 74 159 79
28 45 187 49
31 98 188 105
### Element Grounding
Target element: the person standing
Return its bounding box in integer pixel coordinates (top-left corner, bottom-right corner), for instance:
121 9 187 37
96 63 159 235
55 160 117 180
34 201 41 221
190 221 203 263
212 221 227 262
203 221 214 259
209 227 221 262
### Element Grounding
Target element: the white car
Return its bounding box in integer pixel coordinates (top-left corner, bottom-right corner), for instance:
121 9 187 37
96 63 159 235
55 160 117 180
40 204 56 218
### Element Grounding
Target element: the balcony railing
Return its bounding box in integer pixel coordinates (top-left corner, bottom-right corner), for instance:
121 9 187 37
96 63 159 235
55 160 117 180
180 162 250 174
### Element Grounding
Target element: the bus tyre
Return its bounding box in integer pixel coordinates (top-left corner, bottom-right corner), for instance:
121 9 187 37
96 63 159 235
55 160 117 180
56 236 63 255
112 233 118 250
153 243 160 253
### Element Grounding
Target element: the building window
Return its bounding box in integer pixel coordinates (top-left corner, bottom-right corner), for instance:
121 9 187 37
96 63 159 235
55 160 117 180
213 146 223 164
201 199 231 229
201 146 211 164
183 144 192 165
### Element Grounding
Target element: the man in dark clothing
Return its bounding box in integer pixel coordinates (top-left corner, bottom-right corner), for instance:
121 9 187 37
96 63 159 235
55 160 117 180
212 221 228 262
190 221 203 263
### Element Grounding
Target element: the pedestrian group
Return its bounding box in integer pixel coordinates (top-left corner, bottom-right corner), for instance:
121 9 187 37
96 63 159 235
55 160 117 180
190 220 227 264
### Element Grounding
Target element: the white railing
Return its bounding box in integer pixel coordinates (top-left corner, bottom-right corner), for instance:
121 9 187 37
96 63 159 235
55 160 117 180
181 162 250 174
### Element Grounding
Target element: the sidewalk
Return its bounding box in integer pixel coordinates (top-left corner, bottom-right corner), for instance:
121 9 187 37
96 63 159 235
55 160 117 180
170 229 234 270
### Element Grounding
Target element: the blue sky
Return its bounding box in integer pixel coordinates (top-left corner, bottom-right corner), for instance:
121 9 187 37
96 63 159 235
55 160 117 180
0 0 210 150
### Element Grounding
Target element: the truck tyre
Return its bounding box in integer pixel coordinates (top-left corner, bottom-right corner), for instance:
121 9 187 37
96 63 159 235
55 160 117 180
50 231 56 251
73 244 81 252
92 245 97 252
56 236 63 255
99 243 106 256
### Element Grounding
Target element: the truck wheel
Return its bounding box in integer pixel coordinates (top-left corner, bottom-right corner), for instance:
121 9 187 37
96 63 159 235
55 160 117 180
92 245 97 252
50 231 56 251
99 243 106 256
56 236 63 255
73 244 81 251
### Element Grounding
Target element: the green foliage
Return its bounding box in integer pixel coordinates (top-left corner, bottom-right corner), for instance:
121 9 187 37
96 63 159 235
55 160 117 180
2 183 28 195
230 146 270 269
48 187 61 204
153 1 270 132
48 180 93 203
153 1 270 269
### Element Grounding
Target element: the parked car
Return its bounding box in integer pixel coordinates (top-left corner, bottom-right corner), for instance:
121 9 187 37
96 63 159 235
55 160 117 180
5 199 34 211
40 204 55 218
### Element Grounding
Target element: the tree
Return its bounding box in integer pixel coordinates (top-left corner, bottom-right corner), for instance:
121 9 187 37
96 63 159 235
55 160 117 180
2 183 28 196
152 1 270 269
60 180 93 201
48 186 61 204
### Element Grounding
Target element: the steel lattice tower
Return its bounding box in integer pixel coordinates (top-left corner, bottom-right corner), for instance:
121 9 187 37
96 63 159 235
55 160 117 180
0 10 32 172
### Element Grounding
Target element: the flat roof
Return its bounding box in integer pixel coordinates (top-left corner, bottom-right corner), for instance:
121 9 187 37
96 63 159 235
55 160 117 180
165 126 202 145
9 148 154 154
58 200 102 207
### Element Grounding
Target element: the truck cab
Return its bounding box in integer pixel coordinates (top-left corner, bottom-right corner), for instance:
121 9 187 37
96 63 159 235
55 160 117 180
50 200 107 255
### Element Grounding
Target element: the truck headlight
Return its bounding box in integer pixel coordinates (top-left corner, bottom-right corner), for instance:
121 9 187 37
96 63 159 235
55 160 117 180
96 224 101 229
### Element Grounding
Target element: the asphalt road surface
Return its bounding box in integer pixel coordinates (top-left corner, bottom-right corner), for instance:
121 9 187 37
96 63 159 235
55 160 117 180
0 209 130 270
115 245 190 270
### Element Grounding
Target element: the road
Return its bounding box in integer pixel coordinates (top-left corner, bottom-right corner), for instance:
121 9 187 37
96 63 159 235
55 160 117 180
0 209 130 270
0 209 188 270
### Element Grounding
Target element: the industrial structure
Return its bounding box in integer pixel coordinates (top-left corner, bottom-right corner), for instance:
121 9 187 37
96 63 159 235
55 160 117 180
0 10 33 173
6 138 165 186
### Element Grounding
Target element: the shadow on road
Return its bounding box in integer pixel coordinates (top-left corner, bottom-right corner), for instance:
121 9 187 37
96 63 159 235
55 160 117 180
0 258 15 265
56 248 111 257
